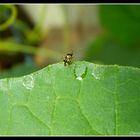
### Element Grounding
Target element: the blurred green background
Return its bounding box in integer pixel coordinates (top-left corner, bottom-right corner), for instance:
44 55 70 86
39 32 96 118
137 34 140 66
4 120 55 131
0 4 140 78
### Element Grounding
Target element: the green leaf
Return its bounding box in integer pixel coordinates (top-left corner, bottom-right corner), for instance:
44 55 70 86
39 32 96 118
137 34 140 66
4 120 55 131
99 5 140 47
0 61 140 135
85 36 140 67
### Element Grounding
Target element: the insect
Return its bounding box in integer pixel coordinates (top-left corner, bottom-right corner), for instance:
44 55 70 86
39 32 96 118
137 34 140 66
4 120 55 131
63 53 73 66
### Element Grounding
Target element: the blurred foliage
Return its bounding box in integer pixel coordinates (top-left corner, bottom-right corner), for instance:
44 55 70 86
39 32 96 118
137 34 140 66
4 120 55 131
0 5 17 31
0 5 44 78
85 5 140 68
85 35 140 67
99 5 140 47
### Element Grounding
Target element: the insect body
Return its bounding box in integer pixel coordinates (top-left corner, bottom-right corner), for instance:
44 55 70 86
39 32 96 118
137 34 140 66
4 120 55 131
63 53 73 66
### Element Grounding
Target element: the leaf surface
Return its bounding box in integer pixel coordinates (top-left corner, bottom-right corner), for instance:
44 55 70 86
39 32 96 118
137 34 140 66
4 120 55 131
0 61 140 135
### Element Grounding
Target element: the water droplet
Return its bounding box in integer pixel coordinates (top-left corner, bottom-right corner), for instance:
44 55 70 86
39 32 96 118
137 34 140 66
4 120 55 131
92 65 104 80
92 72 101 80
74 63 87 80
76 76 83 81
22 75 34 90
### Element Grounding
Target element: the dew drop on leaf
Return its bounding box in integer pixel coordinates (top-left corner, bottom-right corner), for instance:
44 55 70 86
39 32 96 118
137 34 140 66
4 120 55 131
22 75 34 90
74 63 87 80
76 76 83 81
92 65 104 80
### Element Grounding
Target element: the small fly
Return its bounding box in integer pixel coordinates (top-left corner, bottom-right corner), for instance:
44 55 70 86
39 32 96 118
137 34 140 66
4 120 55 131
63 53 73 66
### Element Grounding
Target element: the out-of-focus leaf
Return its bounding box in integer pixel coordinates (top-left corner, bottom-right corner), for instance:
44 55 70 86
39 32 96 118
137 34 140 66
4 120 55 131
99 5 140 47
0 5 17 31
85 36 140 67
